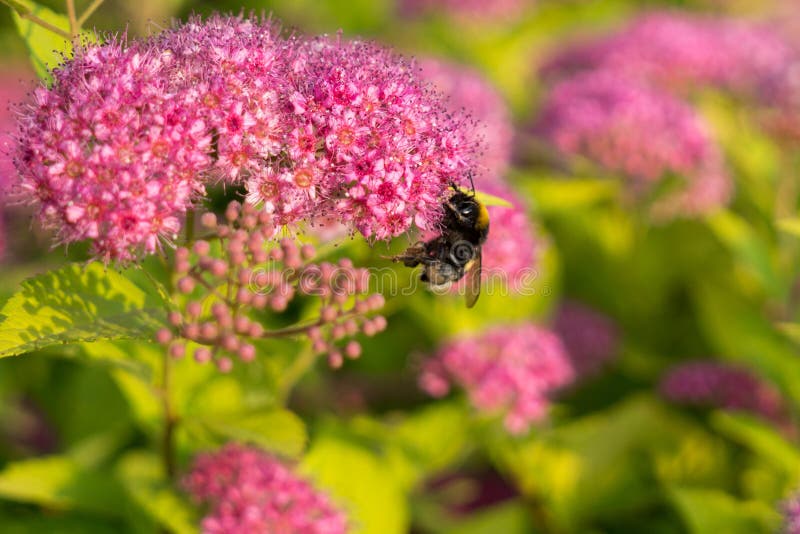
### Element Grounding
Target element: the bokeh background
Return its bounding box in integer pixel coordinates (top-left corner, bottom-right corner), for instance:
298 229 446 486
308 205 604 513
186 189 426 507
2 0 800 533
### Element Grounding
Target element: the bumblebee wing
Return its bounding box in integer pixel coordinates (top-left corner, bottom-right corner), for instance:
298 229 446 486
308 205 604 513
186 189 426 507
464 248 482 308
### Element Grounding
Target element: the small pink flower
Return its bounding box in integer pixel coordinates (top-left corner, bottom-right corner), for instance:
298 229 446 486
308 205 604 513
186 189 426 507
420 323 574 434
184 443 347 534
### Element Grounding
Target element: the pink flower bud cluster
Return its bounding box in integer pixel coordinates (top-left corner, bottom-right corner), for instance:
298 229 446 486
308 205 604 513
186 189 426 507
419 323 574 435
400 0 530 22
659 361 789 425
553 301 618 380
540 13 792 97
156 201 386 372
534 71 731 218
184 443 347 534
783 491 800 534
13 14 479 261
419 58 513 185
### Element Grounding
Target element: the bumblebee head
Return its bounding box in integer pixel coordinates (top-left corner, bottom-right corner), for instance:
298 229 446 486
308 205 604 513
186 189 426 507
447 191 490 234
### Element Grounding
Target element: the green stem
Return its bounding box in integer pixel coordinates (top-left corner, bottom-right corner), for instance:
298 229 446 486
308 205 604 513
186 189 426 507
161 349 178 480
0 0 72 39
65 0 78 41
278 344 316 403
76 0 103 27
185 210 196 245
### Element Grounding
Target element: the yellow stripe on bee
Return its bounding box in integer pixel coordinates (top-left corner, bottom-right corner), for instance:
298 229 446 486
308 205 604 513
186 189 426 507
476 202 490 230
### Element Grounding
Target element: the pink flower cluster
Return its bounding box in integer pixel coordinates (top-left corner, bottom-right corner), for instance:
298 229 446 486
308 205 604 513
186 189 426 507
419 59 513 184
553 301 618 379
14 38 213 261
184 443 347 534
540 13 791 96
659 361 788 425
400 0 530 21
157 201 386 372
13 15 478 260
534 72 731 218
420 323 574 434
246 36 476 239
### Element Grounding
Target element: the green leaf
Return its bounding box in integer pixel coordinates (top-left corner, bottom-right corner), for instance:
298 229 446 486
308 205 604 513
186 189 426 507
0 455 127 516
705 210 781 296
193 409 307 459
0 262 168 358
8 0 94 82
777 218 800 238
711 411 800 477
669 487 780 534
300 435 409 534
474 190 513 208
515 174 619 214
116 452 198 534
445 500 537 534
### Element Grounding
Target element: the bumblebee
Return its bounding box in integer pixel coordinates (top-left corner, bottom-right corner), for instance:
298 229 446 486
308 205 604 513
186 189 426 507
389 182 489 308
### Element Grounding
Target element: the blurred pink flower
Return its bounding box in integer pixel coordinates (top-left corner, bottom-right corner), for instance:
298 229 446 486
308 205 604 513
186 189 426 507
420 323 574 434
553 300 618 379
184 443 347 534
419 58 513 185
533 71 731 218
540 12 791 96
659 361 789 425
783 490 800 534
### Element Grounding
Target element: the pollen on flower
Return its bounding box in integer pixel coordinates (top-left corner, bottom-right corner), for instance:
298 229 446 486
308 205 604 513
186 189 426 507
419 323 574 435
184 443 348 534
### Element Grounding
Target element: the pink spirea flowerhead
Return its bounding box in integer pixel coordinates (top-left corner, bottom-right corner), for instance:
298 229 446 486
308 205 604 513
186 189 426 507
419 58 513 185
246 36 478 240
553 301 618 379
782 491 800 534
184 443 347 534
13 15 480 260
420 323 574 435
534 71 731 218
400 0 530 22
660 361 788 425
540 12 792 96
149 15 290 184
13 37 215 262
